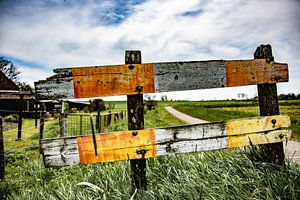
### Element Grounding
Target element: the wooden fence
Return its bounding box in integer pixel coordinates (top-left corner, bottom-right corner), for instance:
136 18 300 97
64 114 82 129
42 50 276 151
35 44 291 193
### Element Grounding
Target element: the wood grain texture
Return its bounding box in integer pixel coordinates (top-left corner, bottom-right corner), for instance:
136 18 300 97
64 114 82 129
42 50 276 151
228 129 291 148
35 72 74 100
153 60 226 92
255 44 285 165
77 129 156 164
35 59 288 100
155 123 227 156
226 115 290 136
41 137 80 167
72 64 155 98
225 59 288 87
40 115 291 167
125 50 147 192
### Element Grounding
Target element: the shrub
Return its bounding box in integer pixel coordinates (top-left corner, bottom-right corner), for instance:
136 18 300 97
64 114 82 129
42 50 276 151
4 114 18 123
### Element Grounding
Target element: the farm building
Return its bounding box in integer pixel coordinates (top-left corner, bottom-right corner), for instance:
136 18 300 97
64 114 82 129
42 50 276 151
0 70 35 117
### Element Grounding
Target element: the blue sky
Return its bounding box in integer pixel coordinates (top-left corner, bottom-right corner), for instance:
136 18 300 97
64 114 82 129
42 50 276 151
0 0 299 100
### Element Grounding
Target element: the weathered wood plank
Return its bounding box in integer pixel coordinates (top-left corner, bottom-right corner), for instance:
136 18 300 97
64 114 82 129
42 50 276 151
72 64 155 98
225 60 288 87
226 115 291 136
77 129 156 164
41 137 80 167
40 115 291 167
35 59 288 100
228 129 291 148
153 60 226 92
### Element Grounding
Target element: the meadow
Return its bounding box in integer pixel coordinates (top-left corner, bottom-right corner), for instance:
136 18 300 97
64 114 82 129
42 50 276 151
0 101 299 199
172 99 300 141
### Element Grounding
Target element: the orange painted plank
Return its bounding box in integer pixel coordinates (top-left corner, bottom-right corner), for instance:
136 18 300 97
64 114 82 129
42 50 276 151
72 64 155 98
77 129 156 164
225 59 288 87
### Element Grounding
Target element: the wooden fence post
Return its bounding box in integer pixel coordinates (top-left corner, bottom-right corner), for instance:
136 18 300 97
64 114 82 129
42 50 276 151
80 115 83 135
107 111 112 127
96 110 101 133
60 113 67 137
0 117 4 180
35 100 38 128
17 94 24 140
126 50 147 193
255 44 285 165
39 103 45 143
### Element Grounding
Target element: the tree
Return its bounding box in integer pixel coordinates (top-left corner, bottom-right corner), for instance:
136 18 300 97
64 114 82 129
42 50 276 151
89 99 106 112
0 57 20 82
0 57 33 92
161 95 168 101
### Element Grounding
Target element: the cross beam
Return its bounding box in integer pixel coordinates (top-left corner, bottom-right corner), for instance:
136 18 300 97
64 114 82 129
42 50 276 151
40 115 291 167
35 59 288 100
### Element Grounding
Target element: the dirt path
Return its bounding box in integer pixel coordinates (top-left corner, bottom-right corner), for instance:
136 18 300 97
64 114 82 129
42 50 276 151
165 106 208 124
165 106 300 165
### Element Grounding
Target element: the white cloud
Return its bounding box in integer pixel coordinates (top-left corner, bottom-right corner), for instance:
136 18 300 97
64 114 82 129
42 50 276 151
0 0 299 99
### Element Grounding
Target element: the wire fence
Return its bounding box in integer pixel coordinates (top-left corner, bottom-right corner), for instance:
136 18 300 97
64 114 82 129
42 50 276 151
40 110 127 138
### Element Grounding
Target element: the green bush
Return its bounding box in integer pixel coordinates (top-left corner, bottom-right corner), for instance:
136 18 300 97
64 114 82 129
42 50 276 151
4 114 18 123
70 108 78 113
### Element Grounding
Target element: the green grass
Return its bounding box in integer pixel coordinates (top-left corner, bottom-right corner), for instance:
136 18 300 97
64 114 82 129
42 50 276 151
1 101 300 199
173 100 300 141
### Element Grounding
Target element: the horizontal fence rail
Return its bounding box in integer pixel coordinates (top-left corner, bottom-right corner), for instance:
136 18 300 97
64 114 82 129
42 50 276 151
40 115 291 167
35 59 288 99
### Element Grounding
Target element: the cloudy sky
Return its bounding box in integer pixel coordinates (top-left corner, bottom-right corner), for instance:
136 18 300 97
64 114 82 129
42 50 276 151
0 0 299 100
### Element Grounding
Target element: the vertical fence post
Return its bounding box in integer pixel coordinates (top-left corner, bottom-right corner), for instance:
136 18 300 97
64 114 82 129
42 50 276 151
60 113 67 137
35 100 38 128
126 50 147 193
39 103 45 145
97 110 101 133
255 44 285 165
0 117 4 180
17 94 24 140
80 115 83 135
107 111 112 127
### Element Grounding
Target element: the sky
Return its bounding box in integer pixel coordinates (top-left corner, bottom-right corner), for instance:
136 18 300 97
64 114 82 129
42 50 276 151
0 0 299 101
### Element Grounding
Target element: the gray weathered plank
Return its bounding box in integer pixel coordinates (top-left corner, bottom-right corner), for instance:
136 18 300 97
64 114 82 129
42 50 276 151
153 61 226 92
41 137 80 167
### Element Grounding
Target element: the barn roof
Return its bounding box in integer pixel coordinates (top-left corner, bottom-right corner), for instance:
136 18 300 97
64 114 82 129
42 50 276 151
0 70 19 91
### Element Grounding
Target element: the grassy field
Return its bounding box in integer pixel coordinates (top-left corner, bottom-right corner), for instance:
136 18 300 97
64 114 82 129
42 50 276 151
172 100 300 141
1 101 300 199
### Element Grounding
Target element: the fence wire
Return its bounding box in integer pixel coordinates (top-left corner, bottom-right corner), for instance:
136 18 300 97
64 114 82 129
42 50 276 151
44 111 126 138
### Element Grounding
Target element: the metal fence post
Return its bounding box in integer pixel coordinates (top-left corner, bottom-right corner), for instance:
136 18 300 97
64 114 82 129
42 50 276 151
255 44 285 165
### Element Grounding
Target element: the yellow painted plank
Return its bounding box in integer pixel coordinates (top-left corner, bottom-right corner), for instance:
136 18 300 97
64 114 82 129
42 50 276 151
77 129 156 164
226 115 290 136
228 129 291 148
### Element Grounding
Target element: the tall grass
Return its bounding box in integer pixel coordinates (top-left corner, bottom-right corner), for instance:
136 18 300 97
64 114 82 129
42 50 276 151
1 147 299 199
1 101 300 199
